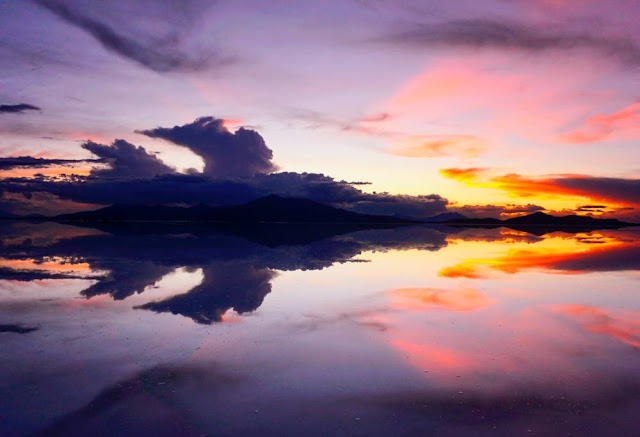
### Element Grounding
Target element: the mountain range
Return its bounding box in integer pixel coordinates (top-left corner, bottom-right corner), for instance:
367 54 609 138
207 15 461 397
444 211 635 233
53 194 415 225
2 195 635 232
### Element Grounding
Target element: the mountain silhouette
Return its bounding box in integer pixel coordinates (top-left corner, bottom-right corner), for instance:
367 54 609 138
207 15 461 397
423 212 468 223
54 195 416 225
503 211 630 226
445 211 635 234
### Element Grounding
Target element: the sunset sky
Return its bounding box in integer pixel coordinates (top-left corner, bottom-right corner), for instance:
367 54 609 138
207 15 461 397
1 0 639 219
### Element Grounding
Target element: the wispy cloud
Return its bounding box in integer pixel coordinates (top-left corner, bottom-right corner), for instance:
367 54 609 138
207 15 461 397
559 102 640 143
388 134 489 158
34 0 230 72
382 19 640 66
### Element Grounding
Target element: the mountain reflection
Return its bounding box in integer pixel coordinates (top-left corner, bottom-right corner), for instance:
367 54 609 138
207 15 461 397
0 222 638 325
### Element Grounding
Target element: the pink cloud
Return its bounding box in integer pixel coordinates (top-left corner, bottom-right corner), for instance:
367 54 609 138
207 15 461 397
552 304 640 348
559 102 640 143
381 55 628 147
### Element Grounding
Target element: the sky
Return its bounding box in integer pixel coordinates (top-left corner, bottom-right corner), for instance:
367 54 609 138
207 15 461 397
0 0 639 219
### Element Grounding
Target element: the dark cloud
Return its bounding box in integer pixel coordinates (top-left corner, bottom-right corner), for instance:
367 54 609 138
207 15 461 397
578 205 608 210
383 19 640 66
0 116 446 219
0 324 39 334
137 264 276 323
552 176 640 206
34 0 226 73
253 172 449 219
0 174 258 209
82 139 175 178
0 103 41 114
0 171 448 219
0 156 101 171
81 261 173 301
138 117 278 178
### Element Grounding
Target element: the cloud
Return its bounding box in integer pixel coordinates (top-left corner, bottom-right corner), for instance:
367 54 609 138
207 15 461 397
34 0 225 73
494 174 640 206
81 261 173 301
0 156 100 170
388 134 488 158
0 323 39 334
383 19 640 66
0 116 447 218
577 205 607 210
553 304 640 348
291 108 488 159
439 167 487 183
559 102 640 143
82 139 175 178
0 171 449 219
0 103 41 114
390 286 492 312
253 172 448 220
137 264 276 323
441 167 640 211
138 117 278 178
440 232 640 276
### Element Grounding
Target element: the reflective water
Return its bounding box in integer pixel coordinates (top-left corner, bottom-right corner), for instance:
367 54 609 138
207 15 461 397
1 222 639 436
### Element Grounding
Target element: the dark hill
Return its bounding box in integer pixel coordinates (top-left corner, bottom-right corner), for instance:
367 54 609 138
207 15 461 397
54 194 415 225
423 212 468 223
503 211 627 227
444 211 634 234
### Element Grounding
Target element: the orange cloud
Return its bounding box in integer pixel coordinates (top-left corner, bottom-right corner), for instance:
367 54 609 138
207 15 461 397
0 257 94 276
389 135 489 158
438 264 489 279
439 167 487 183
440 167 640 216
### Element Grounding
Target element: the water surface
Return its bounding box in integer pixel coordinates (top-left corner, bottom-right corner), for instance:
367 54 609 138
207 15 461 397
1 222 639 436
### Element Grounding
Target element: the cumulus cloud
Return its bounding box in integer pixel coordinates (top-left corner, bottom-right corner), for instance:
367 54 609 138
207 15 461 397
82 139 175 178
0 103 41 114
137 264 276 324
34 0 227 72
138 117 278 178
383 19 640 66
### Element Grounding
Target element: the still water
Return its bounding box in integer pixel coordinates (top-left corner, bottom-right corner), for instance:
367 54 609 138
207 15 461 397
1 222 639 436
